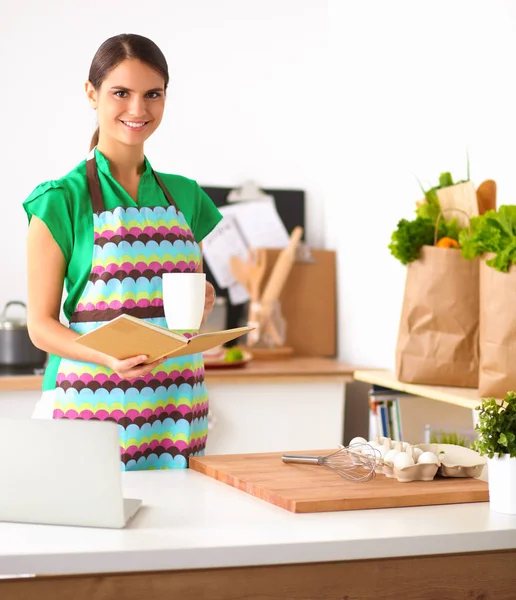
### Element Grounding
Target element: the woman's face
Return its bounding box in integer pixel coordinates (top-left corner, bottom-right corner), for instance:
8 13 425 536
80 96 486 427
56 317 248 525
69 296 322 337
86 58 166 148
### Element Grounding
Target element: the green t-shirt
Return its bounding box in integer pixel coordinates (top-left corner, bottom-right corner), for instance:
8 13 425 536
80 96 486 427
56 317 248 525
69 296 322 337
23 148 222 390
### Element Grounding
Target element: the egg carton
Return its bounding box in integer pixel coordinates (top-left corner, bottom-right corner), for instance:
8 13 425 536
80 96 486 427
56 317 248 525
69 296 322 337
415 443 486 479
348 436 485 483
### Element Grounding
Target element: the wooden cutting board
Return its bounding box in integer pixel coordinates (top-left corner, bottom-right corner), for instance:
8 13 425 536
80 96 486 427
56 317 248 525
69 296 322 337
189 450 489 513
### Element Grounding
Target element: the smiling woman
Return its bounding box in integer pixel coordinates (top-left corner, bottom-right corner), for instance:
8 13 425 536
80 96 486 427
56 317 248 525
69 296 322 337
23 34 222 471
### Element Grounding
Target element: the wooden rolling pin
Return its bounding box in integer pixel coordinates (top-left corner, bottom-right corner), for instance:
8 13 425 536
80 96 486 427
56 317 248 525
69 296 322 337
259 226 304 329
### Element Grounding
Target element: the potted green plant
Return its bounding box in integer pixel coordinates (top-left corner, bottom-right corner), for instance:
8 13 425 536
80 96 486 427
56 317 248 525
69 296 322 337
474 392 516 514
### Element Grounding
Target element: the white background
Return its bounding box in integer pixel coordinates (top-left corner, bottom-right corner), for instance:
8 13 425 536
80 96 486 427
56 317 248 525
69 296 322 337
1 0 515 369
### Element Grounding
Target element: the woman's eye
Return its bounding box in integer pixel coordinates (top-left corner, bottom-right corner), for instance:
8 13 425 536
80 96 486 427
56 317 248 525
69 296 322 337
146 92 161 99
114 91 128 98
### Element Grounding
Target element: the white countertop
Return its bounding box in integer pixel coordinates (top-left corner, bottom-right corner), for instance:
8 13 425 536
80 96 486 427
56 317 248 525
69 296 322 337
1 470 516 576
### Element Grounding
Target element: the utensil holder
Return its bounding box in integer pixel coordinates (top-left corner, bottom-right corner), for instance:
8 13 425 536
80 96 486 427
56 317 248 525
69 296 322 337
247 300 286 348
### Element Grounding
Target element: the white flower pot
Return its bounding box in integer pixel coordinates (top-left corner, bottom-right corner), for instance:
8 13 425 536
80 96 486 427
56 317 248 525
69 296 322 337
487 454 516 514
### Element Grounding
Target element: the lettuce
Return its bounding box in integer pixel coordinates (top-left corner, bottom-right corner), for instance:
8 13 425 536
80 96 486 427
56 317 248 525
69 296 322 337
389 216 461 265
390 170 468 265
459 206 516 272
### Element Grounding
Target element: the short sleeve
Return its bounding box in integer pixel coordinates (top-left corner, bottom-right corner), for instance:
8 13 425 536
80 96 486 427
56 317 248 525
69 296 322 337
23 182 73 263
192 184 223 242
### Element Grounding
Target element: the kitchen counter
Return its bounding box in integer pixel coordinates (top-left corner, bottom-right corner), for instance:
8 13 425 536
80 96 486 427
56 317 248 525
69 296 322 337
1 469 515 599
0 357 355 391
0 358 357 456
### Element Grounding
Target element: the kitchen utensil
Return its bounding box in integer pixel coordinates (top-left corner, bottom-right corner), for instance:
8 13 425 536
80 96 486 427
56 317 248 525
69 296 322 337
0 301 47 368
476 179 497 215
282 444 377 483
246 248 267 301
259 226 303 331
229 255 251 291
229 254 283 346
190 450 489 513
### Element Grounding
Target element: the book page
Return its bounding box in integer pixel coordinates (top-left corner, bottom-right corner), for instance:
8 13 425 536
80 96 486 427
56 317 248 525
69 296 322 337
171 326 252 357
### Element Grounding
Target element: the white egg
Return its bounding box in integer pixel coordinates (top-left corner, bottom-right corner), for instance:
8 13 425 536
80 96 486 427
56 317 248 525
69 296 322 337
374 444 389 458
393 452 415 469
413 448 423 459
417 451 439 465
349 437 370 446
383 449 399 466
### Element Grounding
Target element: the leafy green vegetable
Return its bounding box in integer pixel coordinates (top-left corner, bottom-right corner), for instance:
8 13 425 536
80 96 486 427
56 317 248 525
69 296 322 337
474 392 516 458
416 188 441 222
390 169 469 265
389 216 461 265
459 206 516 272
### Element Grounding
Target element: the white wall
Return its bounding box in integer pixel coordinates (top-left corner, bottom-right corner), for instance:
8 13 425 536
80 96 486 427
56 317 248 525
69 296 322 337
327 0 516 369
3 0 516 371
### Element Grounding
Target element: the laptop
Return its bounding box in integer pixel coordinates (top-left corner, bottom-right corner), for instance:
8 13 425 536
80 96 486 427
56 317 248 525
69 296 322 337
0 418 142 528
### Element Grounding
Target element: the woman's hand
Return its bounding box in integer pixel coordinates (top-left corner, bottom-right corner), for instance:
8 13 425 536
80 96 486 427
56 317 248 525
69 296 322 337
202 281 216 324
105 354 162 380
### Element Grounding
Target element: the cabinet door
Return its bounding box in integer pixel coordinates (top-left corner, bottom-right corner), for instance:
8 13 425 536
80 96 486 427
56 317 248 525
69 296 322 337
0 391 41 418
205 381 346 455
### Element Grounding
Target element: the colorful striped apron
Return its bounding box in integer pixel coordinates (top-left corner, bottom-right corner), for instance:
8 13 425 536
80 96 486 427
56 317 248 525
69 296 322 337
49 156 208 470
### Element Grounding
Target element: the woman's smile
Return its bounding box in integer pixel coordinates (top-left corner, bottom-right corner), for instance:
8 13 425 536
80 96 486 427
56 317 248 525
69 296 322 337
119 120 150 131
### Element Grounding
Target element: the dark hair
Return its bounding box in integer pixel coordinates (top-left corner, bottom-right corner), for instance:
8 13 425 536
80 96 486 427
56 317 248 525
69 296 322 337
88 34 169 150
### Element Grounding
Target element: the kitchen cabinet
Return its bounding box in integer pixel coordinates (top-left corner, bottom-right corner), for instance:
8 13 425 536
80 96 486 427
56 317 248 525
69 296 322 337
0 358 354 454
1 469 515 599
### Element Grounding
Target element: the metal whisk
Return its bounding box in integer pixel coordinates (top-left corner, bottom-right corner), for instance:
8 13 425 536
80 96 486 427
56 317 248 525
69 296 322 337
281 444 379 483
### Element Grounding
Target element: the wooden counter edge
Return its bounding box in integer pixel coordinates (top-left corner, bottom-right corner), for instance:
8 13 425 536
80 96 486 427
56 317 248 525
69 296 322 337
0 375 44 392
2 549 515 600
0 358 360 391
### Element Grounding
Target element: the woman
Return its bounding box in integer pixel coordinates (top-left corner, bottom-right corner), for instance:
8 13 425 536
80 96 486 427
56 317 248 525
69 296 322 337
24 34 222 470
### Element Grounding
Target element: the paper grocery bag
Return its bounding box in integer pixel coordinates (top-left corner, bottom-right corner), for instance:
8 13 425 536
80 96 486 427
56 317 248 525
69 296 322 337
395 245 479 387
479 256 516 398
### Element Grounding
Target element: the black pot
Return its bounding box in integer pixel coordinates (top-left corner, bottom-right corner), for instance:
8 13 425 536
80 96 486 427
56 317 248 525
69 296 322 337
0 301 47 368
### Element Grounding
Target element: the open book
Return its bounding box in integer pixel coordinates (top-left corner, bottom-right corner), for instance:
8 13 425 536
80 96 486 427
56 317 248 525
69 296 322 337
75 314 253 364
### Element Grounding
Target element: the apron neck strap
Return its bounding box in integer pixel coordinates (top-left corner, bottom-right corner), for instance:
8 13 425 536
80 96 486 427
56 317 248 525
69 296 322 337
86 154 180 212
86 157 105 213
152 171 179 210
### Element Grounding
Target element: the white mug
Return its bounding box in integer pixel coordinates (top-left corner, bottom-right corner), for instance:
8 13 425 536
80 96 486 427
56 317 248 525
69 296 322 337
162 273 206 330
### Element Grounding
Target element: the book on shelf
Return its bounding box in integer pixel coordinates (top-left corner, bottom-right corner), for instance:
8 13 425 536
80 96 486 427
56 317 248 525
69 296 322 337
75 313 253 364
368 395 403 441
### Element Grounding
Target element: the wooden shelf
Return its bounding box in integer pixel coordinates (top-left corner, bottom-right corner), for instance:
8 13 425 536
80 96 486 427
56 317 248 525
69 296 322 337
353 369 481 410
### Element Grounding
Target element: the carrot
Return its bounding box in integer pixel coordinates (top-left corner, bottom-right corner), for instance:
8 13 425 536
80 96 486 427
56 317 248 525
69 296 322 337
436 237 460 249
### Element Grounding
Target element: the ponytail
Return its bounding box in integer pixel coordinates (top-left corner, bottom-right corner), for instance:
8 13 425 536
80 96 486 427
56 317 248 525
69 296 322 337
89 127 99 151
